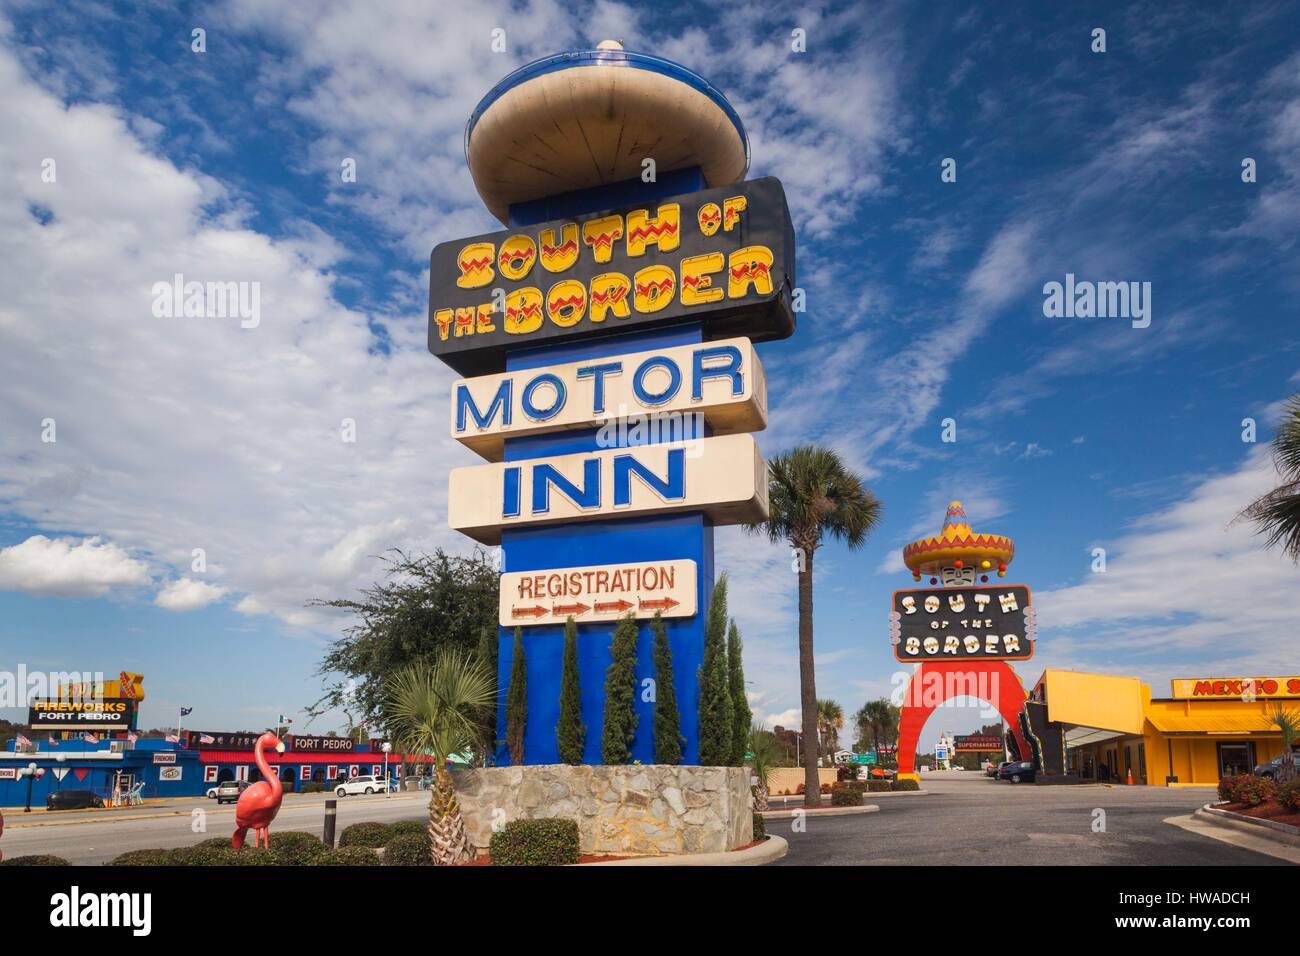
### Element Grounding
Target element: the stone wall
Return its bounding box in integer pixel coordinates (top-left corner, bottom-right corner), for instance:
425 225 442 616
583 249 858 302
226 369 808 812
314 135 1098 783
455 764 753 856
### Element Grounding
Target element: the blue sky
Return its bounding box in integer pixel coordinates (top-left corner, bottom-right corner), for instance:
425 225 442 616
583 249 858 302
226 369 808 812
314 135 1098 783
0 0 1297 749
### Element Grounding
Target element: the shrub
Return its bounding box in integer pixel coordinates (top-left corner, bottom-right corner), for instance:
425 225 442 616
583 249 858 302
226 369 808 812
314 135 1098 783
106 848 178 866
490 819 580 866
1275 779 1300 813
1 854 70 866
319 846 382 866
866 780 892 792
382 833 432 866
1234 776 1276 807
819 782 832 794
268 831 328 866
891 778 921 792
831 787 863 807
834 780 867 793
300 781 326 794
339 821 391 848
385 819 428 843
1217 774 1240 802
752 812 766 840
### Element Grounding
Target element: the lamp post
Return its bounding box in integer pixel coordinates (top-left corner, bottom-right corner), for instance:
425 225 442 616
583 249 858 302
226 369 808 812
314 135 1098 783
22 762 38 813
382 742 391 798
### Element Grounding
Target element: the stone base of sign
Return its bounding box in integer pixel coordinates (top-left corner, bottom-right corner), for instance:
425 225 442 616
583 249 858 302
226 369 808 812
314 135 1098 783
455 764 753 856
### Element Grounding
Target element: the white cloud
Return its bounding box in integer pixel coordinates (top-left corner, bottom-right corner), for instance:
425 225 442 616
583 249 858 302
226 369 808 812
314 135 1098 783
762 707 801 729
154 577 229 611
0 535 150 598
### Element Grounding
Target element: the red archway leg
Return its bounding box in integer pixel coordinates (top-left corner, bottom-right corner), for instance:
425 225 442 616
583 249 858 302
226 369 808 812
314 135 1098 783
895 661 1030 779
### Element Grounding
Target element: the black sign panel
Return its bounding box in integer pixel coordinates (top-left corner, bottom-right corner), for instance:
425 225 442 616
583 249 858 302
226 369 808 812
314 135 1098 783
890 585 1033 662
953 735 1005 752
28 699 136 730
290 735 356 753
427 177 796 375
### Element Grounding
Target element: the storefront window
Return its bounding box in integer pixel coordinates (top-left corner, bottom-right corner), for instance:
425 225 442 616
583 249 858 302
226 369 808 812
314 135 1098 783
1217 741 1255 777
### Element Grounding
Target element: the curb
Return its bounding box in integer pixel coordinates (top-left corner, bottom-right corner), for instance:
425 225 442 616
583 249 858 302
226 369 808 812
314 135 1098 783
581 835 788 866
3 792 425 829
769 790 928 804
760 804 880 820
1194 804 1300 848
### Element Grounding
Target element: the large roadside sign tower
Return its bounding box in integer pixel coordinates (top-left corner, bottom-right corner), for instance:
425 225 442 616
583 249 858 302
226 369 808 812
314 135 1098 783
430 42 796 764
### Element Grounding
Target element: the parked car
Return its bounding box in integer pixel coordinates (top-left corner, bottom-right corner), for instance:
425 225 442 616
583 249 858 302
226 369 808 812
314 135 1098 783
47 789 104 811
214 780 249 804
334 774 392 797
999 760 1036 783
984 761 1001 777
1252 753 1298 779
206 785 220 799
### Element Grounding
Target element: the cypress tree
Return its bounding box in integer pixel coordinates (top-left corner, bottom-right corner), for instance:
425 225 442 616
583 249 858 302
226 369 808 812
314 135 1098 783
727 619 752 766
651 612 684 765
475 623 499 764
505 627 526 765
556 615 586 764
697 575 733 766
600 613 639 764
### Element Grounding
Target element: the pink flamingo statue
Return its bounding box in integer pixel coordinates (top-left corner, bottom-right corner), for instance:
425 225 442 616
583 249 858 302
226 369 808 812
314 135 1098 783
231 731 285 849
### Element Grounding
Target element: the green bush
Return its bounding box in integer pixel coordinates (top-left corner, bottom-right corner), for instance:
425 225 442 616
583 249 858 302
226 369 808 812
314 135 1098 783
319 846 382 866
1217 774 1239 802
299 781 326 793
1 854 70 866
339 821 391 848
268 831 327 865
106 848 179 866
891 778 921 792
1234 776 1276 807
382 832 432 866
866 780 892 792
490 819 580 866
752 812 766 840
384 819 428 843
1275 779 1300 813
831 787 863 807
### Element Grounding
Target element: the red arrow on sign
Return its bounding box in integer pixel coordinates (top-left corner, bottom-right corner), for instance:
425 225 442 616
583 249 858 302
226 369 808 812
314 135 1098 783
639 596 680 612
553 602 591 616
511 605 548 619
594 599 634 613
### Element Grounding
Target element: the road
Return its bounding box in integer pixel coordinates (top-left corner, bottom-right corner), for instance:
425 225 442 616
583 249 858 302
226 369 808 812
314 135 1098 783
2 791 429 865
771 771 1286 865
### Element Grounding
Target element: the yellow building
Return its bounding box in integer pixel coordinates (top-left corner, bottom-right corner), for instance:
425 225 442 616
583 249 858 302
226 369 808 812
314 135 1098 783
1034 669 1297 786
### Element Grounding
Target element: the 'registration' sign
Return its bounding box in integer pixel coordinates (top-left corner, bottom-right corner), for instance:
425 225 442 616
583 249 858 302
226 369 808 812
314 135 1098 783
1170 677 1300 700
428 178 795 375
890 585 1034 662
500 559 697 626
28 698 136 730
451 336 767 461
448 433 768 545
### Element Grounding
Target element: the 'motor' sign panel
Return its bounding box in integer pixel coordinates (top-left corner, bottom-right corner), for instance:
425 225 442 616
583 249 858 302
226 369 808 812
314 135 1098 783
890 585 1033 662
452 337 767 460
428 177 795 375
448 433 768 544
501 559 697 626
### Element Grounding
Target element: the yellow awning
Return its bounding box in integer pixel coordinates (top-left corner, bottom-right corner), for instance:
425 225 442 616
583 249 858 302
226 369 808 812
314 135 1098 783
1146 713 1280 735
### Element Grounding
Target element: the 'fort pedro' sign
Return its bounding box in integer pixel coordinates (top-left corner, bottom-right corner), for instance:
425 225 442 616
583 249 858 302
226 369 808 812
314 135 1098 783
428 177 795 375
500 559 697 626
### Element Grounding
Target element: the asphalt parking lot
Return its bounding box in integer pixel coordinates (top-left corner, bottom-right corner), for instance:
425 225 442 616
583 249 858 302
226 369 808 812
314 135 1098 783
771 771 1286 866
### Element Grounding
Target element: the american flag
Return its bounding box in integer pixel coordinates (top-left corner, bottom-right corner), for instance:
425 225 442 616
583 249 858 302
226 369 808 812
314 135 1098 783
199 733 215 744
15 735 31 747
165 733 180 743
127 732 139 743
47 735 59 746
81 732 99 744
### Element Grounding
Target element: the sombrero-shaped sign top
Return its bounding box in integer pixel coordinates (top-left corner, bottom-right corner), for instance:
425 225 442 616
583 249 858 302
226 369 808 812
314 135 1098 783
466 40 750 224
902 501 1015 581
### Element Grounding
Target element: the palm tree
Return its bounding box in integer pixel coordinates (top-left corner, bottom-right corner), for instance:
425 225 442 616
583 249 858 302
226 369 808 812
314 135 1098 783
384 648 496 865
1267 703 1300 784
747 725 782 811
817 699 844 766
1239 395 1300 560
747 445 882 807
855 698 901 768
